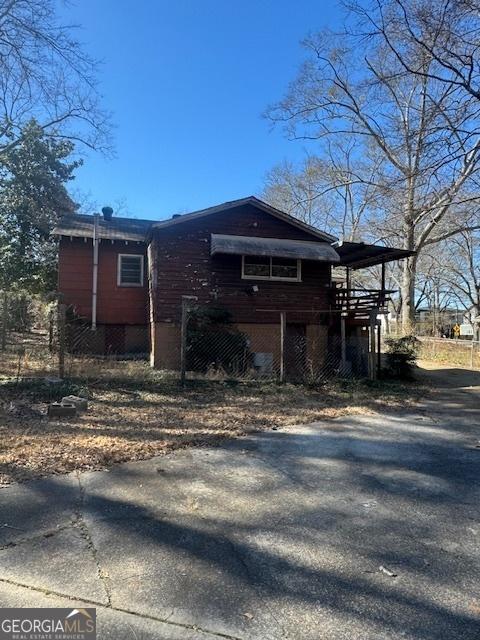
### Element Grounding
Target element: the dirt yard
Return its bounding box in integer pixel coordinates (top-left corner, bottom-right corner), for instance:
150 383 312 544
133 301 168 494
0 360 424 484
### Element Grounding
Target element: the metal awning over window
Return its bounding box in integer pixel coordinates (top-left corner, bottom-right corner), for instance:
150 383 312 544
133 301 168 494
210 234 340 263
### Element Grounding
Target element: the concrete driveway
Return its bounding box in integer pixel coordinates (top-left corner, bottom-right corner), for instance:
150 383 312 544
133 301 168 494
1 365 479 639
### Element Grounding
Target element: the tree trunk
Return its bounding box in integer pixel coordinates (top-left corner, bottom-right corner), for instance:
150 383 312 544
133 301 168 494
400 181 418 335
401 255 417 335
1 290 8 350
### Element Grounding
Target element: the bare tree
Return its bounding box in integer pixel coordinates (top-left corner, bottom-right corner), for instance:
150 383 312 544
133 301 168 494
441 230 480 321
266 17 480 333
0 0 111 155
263 157 330 229
357 0 480 101
414 247 460 333
263 142 381 241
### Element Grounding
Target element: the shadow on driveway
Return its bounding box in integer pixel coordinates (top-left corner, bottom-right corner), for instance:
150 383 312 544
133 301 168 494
0 364 479 639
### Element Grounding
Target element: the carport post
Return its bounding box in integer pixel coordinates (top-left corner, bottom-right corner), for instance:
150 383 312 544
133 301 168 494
368 308 377 380
280 311 286 383
377 321 382 376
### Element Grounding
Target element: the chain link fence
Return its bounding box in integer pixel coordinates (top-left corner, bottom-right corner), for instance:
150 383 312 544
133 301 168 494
412 321 476 339
1 297 375 386
418 337 480 370
387 319 479 339
0 297 151 383
181 303 372 384
0 292 57 381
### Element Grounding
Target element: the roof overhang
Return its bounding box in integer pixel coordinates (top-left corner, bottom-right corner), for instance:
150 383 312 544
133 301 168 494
335 242 415 269
53 214 153 242
211 234 341 262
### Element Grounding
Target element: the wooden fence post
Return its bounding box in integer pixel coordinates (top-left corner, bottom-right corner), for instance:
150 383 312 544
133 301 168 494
280 311 286 383
180 296 197 386
340 314 347 374
180 300 188 386
48 306 54 352
57 303 66 379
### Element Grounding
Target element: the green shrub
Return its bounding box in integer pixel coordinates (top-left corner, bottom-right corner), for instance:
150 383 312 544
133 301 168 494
186 305 252 374
383 335 420 380
0 377 87 402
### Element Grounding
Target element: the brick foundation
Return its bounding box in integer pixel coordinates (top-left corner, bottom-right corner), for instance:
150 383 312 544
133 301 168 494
236 323 281 365
150 322 181 369
150 320 329 373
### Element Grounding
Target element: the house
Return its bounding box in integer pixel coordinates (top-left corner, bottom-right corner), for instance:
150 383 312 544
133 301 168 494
415 307 465 326
413 307 476 337
54 196 413 377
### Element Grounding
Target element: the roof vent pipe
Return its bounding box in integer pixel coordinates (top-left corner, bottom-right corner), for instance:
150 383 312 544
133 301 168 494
172 213 181 219
102 206 113 221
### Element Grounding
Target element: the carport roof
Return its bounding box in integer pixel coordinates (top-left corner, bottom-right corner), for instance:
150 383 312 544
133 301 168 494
210 234 414 268
336 242 415 269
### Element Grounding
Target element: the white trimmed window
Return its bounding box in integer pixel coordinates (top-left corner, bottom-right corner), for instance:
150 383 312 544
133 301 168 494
241 256 301 281
117 254 144 286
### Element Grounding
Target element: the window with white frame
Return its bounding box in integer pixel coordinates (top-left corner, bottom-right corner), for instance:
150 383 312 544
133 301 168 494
117 254 144 286
241 256 301 281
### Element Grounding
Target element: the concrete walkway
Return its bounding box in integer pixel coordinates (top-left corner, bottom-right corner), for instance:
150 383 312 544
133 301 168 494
0 365 479 639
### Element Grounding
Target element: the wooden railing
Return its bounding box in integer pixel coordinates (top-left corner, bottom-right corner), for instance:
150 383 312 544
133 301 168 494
334 287 395 315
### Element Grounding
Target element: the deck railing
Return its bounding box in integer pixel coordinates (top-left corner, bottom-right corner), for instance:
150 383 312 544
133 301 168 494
334 287 395 315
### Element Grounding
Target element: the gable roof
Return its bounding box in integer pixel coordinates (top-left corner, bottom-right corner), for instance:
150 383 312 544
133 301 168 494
53 213 154 242
52 199 414 270
153 196 338 243
53 196 337 244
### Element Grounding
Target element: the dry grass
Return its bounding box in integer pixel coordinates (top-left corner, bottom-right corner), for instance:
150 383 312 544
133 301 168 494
0 370 424 485
0 330 57 379
418 337 480 370
0 331 426 485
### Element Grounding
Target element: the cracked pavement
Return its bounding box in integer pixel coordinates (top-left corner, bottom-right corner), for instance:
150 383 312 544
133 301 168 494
0 365 479 639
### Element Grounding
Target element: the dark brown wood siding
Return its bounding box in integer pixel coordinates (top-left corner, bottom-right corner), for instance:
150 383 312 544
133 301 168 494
152 203 333 324
58 237 148 325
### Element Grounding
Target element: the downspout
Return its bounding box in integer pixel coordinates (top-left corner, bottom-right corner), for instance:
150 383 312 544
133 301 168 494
91 213 99 330
147 231 159 367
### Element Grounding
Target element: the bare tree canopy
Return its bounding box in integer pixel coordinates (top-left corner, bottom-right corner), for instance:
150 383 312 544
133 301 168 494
441 229 480 313
356 0 480 101
263 145 382 242
0 0 111 155
265 1 480 332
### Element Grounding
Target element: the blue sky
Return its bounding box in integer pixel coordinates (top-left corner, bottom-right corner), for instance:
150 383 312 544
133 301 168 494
60 1 341 220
